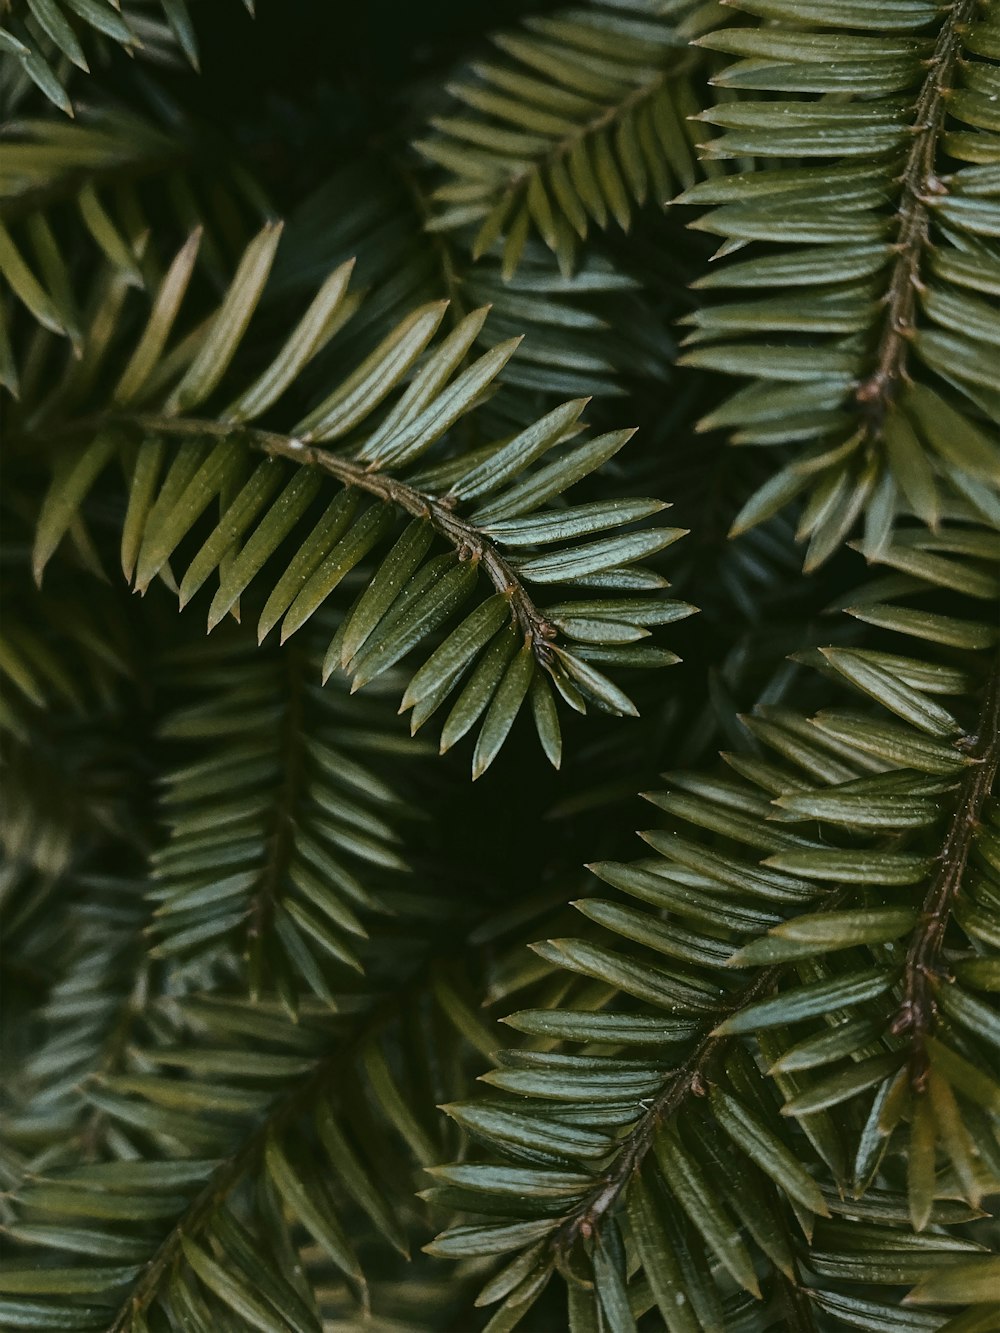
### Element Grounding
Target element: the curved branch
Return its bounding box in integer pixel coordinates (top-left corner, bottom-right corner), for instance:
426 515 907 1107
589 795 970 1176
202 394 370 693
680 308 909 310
121 413 559 663
891 648 1000 1087
855 0 978 431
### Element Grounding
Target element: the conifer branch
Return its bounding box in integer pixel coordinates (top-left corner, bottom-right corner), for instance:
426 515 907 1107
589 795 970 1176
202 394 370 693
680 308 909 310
685 1 1000 559
123 413 560 661
102 934 487 1332
497 63 684 229
892 648 1000 1087
417 5 710 269
104 1055 324 1333
855 0 978 429
554 965 780 1249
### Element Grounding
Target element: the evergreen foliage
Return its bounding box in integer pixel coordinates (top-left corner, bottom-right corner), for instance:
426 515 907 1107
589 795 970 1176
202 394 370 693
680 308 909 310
681 0 1000 563
1 2 997 1331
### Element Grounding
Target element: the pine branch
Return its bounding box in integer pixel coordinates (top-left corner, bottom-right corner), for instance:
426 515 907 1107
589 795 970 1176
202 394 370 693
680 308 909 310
681 0 1000 564
893 646 1000 1087
148 631 422 998
855 0 979 426
4 4 999 1327
3 908 504 1328
102 1037 346 1333
426 527 1000 1325
415 0 716 274
552 964 780 1250
125 412 561 662
19 228 692 775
